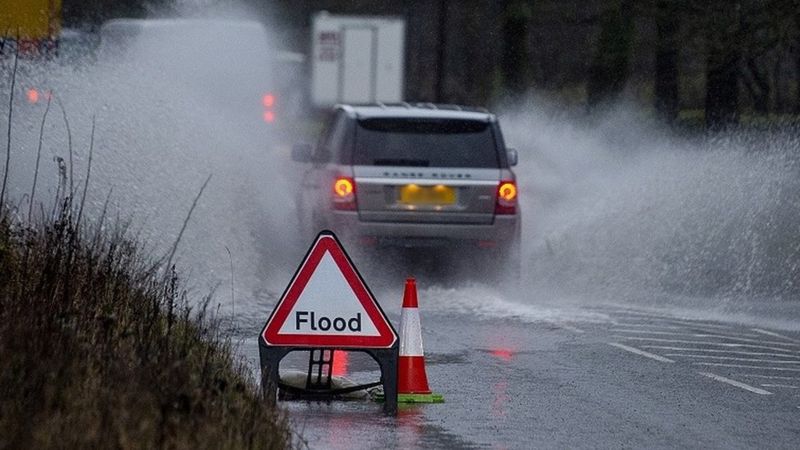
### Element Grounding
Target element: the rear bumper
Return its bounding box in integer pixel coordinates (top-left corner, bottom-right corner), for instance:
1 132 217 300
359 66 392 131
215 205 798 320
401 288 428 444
325 211 520 248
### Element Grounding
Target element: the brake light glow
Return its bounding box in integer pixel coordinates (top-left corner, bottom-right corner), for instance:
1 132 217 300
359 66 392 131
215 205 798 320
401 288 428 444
332 176 356 210
495 180 518 214
262 92 276 123
27 89 39 104
262 93 275 108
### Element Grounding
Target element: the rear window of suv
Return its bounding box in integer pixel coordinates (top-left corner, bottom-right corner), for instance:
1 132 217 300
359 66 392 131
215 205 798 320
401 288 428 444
353 118 499 168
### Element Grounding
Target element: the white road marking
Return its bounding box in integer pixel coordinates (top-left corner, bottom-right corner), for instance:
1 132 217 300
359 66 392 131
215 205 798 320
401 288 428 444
737 374 800 381
760 384 799 389
751 328 800 344
663 354 800 364
693 363 800 372
642 346 797 357
614 330 798 347
698 371 772 395
608 343 674 363
615 337 800 353
613 323 741 334
613 323 692 330
612 329 764 340
605 312 736 329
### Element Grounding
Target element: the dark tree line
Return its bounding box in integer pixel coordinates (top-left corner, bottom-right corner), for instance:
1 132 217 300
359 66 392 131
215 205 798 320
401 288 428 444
590 0 800 127
62 0 800 127
495 0 800 127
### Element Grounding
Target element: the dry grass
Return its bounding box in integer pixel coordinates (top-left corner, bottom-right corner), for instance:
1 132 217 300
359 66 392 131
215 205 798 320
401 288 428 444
0 202 291 449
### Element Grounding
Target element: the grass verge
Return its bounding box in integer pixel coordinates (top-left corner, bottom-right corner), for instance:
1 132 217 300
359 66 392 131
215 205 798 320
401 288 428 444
0 207 291 449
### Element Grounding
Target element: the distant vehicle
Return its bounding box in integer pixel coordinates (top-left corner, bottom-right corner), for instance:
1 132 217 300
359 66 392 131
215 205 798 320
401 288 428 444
292 103 521 278
0 0 61 57
310 12 405 108
97 18 304 126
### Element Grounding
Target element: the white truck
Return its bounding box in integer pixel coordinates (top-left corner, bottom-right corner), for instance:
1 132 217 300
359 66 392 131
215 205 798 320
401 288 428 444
310 12 405 107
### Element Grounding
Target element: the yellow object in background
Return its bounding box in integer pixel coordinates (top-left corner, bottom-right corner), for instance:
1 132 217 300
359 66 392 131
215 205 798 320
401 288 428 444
0 0 62 40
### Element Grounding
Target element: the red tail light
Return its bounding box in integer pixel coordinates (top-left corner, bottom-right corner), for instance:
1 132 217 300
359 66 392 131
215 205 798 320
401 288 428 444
495 180 518 215
262 92 276 123
262 93 275 108
332 176 356 210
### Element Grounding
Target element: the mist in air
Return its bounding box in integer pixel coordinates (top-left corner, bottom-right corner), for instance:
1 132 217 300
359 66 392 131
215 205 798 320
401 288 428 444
2 3 799 331
1 2 303 319
491 97 800 327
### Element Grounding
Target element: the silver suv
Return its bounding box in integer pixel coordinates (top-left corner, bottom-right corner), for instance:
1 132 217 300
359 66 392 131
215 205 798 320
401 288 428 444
293 103 520 275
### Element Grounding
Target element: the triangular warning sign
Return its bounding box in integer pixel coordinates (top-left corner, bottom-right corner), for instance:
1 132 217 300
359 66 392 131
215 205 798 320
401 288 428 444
262 231 397 348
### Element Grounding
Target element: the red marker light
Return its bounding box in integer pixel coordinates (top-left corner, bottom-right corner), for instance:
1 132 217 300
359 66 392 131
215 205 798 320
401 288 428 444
262 93 275 108
263 110 275 123
27 89 39 104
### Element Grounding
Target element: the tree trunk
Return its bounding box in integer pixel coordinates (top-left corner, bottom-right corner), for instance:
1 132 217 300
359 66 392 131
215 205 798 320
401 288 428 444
704 1 741 128
654 0 680 123
705 47 740 127
501 0 532 95
587 0 635 108
743 57 770 115
435 0 449 103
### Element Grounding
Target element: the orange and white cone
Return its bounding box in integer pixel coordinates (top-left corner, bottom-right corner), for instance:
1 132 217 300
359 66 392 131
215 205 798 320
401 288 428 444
397 277 444 403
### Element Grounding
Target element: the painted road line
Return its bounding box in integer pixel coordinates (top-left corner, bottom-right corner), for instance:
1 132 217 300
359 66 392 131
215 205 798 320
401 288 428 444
698 372 772 395
614 330 799 347
604 312 737 329
615 337 800 353
751 328 800 344
612 323 753 335
664 354 800 364
642 346 797 357
613 323 692 329
693 363 800 372
608 343 674 363
611 329 764 339
760 384 799 389
737 374 800 381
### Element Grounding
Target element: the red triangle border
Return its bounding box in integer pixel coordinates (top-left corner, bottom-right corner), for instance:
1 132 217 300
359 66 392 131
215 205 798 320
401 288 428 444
262 232 397 348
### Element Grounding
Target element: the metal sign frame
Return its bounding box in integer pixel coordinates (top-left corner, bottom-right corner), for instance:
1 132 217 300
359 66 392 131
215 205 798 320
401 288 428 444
259 230 398 415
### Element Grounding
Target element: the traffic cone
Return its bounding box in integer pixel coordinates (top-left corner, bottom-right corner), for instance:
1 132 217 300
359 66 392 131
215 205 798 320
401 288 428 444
397 277 444 403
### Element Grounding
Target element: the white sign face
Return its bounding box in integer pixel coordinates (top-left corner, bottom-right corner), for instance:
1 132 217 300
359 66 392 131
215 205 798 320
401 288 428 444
262 232 396 348
277 251 380 336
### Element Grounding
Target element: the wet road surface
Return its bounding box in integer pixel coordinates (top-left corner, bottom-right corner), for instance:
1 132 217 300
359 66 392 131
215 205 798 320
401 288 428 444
241 299 800 449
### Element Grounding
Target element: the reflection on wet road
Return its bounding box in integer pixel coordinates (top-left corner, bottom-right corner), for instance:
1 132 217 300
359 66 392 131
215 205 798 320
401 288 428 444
242 298 800 449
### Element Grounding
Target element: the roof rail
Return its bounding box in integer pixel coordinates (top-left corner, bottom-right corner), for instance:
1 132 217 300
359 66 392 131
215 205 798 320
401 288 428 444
347 102 491 114
437 104 464 111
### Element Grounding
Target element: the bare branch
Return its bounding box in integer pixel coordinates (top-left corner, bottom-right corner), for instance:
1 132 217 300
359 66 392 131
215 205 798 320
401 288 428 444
75 114 96 231
164 174 212 272
29 94 53 222
1 46 19 208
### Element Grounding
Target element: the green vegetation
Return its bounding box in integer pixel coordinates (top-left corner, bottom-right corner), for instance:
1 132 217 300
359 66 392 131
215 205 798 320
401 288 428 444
0 205 291 448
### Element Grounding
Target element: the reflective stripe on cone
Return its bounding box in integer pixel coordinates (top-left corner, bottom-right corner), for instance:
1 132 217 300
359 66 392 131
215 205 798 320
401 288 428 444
397 277 443 403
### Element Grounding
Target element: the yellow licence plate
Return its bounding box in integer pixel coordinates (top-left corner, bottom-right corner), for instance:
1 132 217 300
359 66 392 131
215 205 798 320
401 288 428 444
399 184 456 205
